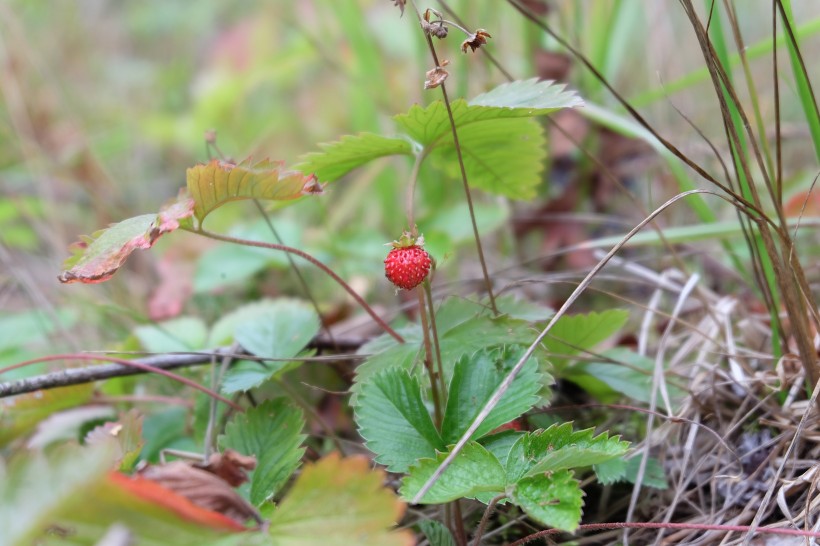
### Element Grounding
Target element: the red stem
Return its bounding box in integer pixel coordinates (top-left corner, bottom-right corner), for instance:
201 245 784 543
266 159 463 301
0 354 243 412
191 228 404 344
509 521 820 545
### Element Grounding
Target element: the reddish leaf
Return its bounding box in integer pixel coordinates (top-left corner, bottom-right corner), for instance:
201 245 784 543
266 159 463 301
186 157 320 224
111 470 252 531
58 192 195 284
784 189 820 218
0 384 94 447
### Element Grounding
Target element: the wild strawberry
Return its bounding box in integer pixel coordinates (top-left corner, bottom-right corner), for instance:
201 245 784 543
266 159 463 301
384 233 432 291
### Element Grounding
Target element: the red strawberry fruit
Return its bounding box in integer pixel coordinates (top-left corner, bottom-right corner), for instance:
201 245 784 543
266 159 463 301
384 233 432 291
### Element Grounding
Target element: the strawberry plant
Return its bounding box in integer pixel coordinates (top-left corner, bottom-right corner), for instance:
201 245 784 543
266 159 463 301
6 1 820 545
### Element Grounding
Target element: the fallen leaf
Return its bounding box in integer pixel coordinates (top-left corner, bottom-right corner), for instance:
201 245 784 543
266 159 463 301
424 60 450 90
136 460 260 526
196 449 257 487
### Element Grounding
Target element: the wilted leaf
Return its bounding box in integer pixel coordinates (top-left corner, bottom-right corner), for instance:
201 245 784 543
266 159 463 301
186 158 317 224
198 449 257 487
219 399 306 506
58 192 195 284
509 470 583 532
400 442 506 504
356 368 444 472
295 133 413 183
136 461 259 526
424 63 450 90
268 452 413 546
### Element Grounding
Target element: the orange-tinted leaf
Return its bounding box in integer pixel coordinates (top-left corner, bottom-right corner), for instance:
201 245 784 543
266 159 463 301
58 192 195 284
186 157 319 224
0 384 93 447
268 452 413 546
109 472 248 532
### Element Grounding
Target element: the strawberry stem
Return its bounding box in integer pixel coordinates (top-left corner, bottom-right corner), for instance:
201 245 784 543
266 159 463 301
190 227 405 343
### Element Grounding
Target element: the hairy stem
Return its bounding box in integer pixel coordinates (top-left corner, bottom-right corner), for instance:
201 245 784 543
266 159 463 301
418 289 443 427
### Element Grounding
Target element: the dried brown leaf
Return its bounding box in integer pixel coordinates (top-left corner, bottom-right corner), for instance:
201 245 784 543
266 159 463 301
138 461 260 525
196 449 257 487
424 60 450 90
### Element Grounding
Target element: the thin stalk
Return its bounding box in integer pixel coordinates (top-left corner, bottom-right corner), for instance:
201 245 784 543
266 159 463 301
405 149 428 229
424 280 446 405
473 494 505 545
415 7 498 315
452 500 467 546
417 289 443 428
772 1 783 204
189 227 404 343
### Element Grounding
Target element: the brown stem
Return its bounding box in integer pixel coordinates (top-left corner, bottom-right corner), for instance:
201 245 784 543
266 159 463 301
190 227 404 343
472 494 505 545
418 22 498 315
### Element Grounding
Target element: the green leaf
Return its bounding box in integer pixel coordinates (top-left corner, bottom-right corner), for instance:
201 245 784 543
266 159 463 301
417 520 456 546
58 191 194 285
394 79 581 147
506 424 630 482
186 157 316 224
221 299 320 394
509 470 583 532
134 317 208 353
219 399 306 506
430 117 546 199
543 309 629 369
593 457 627 485
568 348 684 410
468 78 584 111
493 295 554 322
0 444 113 546
479 430 524 469
352 297 554 403
295 133 413 183
267 453 413 546
400 442 506 504
0 308 77 355
355 368 444 472
441 346 541 444
624 455 668 490
208 299 306 347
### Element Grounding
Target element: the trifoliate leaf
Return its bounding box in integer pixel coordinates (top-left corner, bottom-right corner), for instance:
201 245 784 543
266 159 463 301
294 133 413 183
400 442 506 504
186 157 317 224
417 520 456 546
221 299 320 394
58 192 194 284
441 346 541 444
268 453 413 546
542 309 629 369
218 399 306 506
509 470 583 532
355 368 444 472
506 424 630 482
